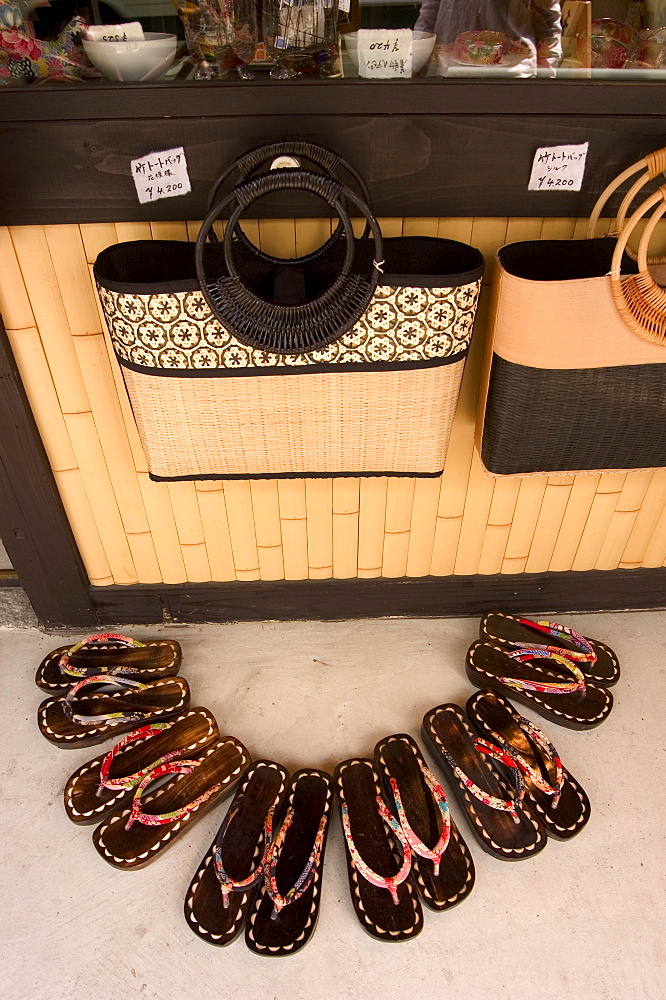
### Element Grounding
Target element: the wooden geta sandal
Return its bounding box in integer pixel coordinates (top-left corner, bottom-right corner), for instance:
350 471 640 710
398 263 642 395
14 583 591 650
185 759 290 946
422 703 547 861
375 734 475 911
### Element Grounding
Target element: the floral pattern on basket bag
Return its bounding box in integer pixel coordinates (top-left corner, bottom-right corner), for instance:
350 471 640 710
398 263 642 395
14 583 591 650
99 282 481 371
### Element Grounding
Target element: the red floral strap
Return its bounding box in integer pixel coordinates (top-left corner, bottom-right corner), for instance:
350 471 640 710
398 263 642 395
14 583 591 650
479 715 565 808
389 761 450 876
498 649 586 696
96 721 179 796
124 760 221 830
213 803 276 909
514 619 597 664
341 796 412 905
264 807 328 918
443 739 525 824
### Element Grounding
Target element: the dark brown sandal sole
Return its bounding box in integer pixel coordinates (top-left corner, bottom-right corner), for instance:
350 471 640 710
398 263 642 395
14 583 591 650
38 677 191 749
64 707 218 824
36 639 182 692
479 612 620 687
466 641 613 730
93 736 250 870
466 689 591 840
334 758 424 942
375 734 475 912
185 759 290 946
245 769 334 957
422 703 547 862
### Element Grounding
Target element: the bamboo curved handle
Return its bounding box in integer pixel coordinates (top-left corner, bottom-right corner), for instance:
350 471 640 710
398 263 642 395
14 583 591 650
610 186 666 345
587 146 666 267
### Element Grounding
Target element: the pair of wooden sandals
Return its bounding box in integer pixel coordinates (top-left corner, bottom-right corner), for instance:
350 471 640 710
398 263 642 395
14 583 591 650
423 692 591 865
64 707 250 869
186 762 334 956
37 633 191 748
335 735 476 942
468 613 619 731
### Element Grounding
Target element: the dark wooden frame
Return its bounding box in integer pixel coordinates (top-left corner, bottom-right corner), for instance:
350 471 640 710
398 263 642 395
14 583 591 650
0 320 95 628
2 79 666 628
2 79 666 224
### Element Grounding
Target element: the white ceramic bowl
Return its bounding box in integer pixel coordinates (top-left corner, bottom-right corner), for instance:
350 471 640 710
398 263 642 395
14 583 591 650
344 31 436 74
83 32 177 82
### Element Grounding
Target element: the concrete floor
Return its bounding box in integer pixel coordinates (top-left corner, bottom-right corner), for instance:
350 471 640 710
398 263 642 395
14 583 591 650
0 611 664 1000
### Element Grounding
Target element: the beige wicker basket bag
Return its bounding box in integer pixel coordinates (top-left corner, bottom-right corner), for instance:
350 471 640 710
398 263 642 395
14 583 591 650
95 145 484 481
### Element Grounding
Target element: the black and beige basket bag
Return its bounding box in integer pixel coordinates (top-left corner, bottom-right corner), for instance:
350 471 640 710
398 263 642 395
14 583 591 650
95 144 484 480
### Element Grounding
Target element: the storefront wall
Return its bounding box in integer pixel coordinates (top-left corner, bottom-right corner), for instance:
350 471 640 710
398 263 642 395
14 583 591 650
3 213 666 592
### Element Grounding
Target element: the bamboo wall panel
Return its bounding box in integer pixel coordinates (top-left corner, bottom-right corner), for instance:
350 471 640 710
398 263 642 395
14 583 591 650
278 480 309 581
2 217 666 587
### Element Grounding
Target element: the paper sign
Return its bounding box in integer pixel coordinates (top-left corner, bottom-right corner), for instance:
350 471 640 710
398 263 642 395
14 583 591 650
528 143 589 192
86 22 144 42
357 29 413 79
131 147 191 205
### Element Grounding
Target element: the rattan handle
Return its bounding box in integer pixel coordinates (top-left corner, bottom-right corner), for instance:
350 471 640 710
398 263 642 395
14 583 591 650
610 186 666 345
588 147 666 268
205 141 373 254
206 141 372 216
224 169 356 280
194 168 384 354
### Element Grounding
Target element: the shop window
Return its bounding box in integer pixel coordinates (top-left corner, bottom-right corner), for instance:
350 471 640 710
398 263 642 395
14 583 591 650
0 0 665 82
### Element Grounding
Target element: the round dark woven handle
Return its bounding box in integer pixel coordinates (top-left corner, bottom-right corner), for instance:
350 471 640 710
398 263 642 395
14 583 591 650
206 141 373 260
195 168 383 356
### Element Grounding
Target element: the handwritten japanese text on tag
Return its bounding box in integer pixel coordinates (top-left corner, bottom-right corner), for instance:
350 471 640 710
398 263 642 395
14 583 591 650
528 143 589 192
131 147 191 205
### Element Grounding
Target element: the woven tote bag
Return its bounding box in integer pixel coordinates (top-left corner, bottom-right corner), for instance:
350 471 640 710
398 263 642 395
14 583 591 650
478 156 666 477
95 154 484 481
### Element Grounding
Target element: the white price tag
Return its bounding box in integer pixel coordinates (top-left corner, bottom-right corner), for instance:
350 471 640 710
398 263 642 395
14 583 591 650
528 143 589 192
131 147 191 205
86 22 144 42
357 28 413 79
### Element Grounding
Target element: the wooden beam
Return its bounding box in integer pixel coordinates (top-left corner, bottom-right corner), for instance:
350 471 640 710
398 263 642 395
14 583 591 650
87 568 666 629
0 319 95 628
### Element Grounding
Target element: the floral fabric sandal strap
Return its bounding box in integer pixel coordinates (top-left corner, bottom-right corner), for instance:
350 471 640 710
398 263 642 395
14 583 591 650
498 649 586 696
264 806 328 918
466 689 590 839
341 794 412 904
479 613 620 687
388 764 450 876
59 634 146 679
214 802 275 909
477 715 564 807
97 721 175 793
444 738 526 824
63 675 150 727
125 759 222 830
511 620 596 664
